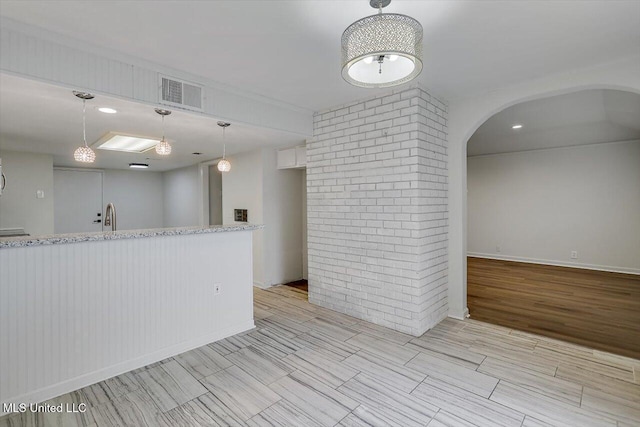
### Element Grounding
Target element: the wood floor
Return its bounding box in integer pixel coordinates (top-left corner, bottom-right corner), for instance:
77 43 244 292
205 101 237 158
2 284 639 426
283 279 309 293
468 256 640 359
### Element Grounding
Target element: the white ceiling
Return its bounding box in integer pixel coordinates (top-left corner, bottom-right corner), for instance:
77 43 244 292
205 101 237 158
467 89 640 156
0 74 304 171
0 1 638 111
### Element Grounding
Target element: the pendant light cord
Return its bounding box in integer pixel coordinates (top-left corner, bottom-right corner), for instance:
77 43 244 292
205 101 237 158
82 99 88 147
162 115 165 141
222 127 226 160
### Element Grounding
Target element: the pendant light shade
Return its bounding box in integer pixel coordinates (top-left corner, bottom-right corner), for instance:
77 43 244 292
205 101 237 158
217 121 231 173
342 0 423 88
217 158 231 172
74 146 96 163
155 139 172 155
155 108 172 155
73 91 96 163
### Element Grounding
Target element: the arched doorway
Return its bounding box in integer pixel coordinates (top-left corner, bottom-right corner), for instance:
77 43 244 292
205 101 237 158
463 89 640 357
446 57 640 321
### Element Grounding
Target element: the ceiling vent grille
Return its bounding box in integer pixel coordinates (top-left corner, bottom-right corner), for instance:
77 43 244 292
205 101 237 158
159 75 203 111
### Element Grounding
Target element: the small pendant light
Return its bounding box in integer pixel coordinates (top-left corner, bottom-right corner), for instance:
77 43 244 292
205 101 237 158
73 91 96 163
217 121 231 172
155 108 172 155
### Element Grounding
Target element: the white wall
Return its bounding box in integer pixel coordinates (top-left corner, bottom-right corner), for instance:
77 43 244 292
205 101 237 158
0 156 211 235
0 150 54 236
468 141 640 273
302 169 308 280
262 149 303 286
103 170 164 230
221 148 305 288
222 149 265 286
448 55 640 319
163 164 201 228
0 18 313 137
208 165 223 225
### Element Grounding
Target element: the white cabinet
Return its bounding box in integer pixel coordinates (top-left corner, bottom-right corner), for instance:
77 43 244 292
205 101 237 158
277 147 297 169
295 145 306 167
277 144 306 169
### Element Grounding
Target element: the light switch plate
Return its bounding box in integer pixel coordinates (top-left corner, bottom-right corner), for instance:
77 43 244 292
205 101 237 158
36 190 45 199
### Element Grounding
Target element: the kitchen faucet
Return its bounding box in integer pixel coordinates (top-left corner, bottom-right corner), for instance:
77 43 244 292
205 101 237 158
104 203 117 231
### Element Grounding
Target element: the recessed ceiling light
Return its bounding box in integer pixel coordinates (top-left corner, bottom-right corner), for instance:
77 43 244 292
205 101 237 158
96 133 160 153
512 124 523 129
98 107 117 114
129 163 149 169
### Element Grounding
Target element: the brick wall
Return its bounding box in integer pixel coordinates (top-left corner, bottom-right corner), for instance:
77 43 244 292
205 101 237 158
307 86 448 336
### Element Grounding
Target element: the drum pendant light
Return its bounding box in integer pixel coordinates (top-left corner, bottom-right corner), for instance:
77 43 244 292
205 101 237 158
341 0 423 88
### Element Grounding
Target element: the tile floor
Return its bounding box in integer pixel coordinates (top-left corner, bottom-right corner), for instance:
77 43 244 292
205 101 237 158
1 285 639 426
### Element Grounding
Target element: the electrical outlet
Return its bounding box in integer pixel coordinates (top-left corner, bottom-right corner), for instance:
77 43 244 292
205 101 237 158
214 284 222 295
571 251 578 259
496 245 501 253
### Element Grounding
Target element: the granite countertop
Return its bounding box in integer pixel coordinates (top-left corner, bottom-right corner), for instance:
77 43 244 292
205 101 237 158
0 224 263 248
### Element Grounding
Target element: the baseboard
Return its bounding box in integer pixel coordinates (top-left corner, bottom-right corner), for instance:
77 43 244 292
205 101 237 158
448 307 469 320
253 277 305 289
467 252 640 275
253 281 271 289
1 320 255 415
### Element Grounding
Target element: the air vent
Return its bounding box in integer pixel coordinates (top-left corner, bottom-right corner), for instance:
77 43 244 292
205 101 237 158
159 75 203 111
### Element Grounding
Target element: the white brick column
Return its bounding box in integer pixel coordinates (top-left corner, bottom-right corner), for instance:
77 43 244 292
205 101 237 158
307 86 449 336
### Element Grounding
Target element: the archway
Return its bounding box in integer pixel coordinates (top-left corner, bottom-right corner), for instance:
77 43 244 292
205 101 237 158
446 56 640 320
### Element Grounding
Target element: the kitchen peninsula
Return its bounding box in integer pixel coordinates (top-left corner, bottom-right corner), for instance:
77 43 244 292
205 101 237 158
0 225 259 411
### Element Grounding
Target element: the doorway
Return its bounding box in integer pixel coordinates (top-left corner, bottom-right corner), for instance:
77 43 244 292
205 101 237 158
208 165 223 225
53 168 103 233
465 89 640 358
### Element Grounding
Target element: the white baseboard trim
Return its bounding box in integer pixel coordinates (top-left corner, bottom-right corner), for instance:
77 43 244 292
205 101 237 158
448 307 469 320
253 277 306 290
253 281 271 289
467 252 640 275
1 320 255 415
